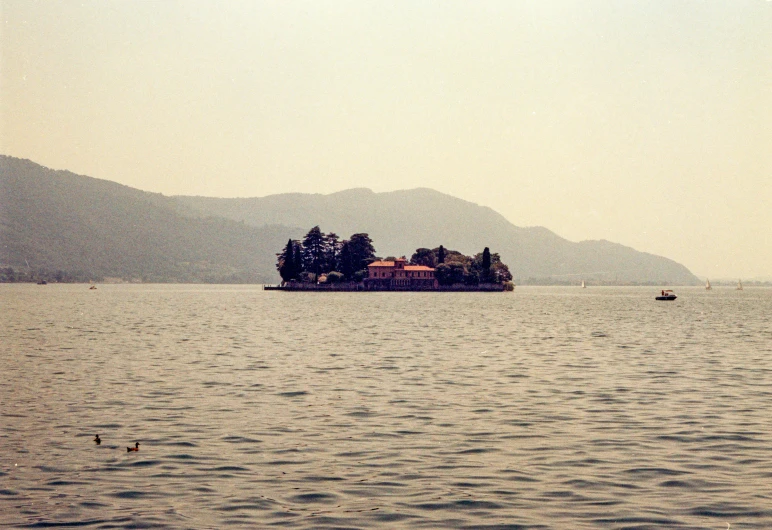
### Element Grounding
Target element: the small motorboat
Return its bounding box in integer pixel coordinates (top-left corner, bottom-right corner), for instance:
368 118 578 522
656 289 677 301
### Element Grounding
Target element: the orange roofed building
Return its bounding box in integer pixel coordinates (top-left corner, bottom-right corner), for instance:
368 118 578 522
365 258 438 290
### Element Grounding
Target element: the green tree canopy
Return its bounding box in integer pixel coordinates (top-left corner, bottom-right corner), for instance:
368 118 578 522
435 262 466 285
429 246 511 285
277 233 510 285
491 260 513 282
302 226 326 276
325 232 341 273
410 248 437 268
325 271 344 283
277 239 299 282
348 233 376 273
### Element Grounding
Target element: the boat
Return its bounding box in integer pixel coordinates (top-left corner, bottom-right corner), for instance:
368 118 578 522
705 279 711 290
656 289 677 301
737 279 743 290
581 280 586 288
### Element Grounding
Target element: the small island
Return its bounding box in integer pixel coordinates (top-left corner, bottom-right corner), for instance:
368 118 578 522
265 226 514 292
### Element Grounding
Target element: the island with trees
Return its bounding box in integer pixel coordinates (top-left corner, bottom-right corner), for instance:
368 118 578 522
267 226 514 291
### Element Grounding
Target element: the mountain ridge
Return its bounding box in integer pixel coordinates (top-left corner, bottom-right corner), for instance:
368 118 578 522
0 155 298 282
173 186 699 285
1 155 700 284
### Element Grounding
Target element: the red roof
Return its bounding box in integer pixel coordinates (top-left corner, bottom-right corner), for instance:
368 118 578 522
367 261 435 271
368 261 395 267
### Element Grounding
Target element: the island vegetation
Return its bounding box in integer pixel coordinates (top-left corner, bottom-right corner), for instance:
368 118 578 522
275 226 514 290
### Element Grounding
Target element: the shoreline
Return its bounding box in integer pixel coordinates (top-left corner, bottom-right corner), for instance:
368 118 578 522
264 282 506 292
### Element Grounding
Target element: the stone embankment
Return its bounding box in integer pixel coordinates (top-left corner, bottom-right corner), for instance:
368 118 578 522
263 282 505 292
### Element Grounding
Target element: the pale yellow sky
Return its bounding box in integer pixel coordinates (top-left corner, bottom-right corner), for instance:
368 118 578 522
1 1 770 278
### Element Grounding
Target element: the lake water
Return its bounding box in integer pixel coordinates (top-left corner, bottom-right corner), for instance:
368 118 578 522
1 284 771 529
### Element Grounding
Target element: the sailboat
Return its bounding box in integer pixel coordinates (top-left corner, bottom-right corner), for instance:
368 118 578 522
705 279 711 290
581 280 586 288
737 279 743 290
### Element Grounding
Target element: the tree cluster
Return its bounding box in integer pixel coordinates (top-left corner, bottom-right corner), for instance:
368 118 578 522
409 246 512 286
277 231 512 287
276 227 376 283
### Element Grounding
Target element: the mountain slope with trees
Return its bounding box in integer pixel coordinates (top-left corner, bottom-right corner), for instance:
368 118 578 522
177 188 701 285
0 156 297 282
1 156 700 284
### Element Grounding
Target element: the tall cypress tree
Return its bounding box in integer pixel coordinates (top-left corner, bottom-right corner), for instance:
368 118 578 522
278 239 295 282
338 241 354 280
481 247 491 282
437 245 446 264
293 241 304 277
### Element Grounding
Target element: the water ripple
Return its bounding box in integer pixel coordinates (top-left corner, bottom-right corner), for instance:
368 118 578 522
2 284 771 528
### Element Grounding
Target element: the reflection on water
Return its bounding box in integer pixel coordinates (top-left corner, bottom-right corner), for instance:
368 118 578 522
1 284 771 528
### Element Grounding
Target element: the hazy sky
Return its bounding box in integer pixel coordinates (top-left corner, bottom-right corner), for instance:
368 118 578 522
2 1 770 279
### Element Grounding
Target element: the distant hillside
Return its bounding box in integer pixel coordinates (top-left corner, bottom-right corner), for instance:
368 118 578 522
0 156 298 282
1 155 700 284
176 189 701 285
